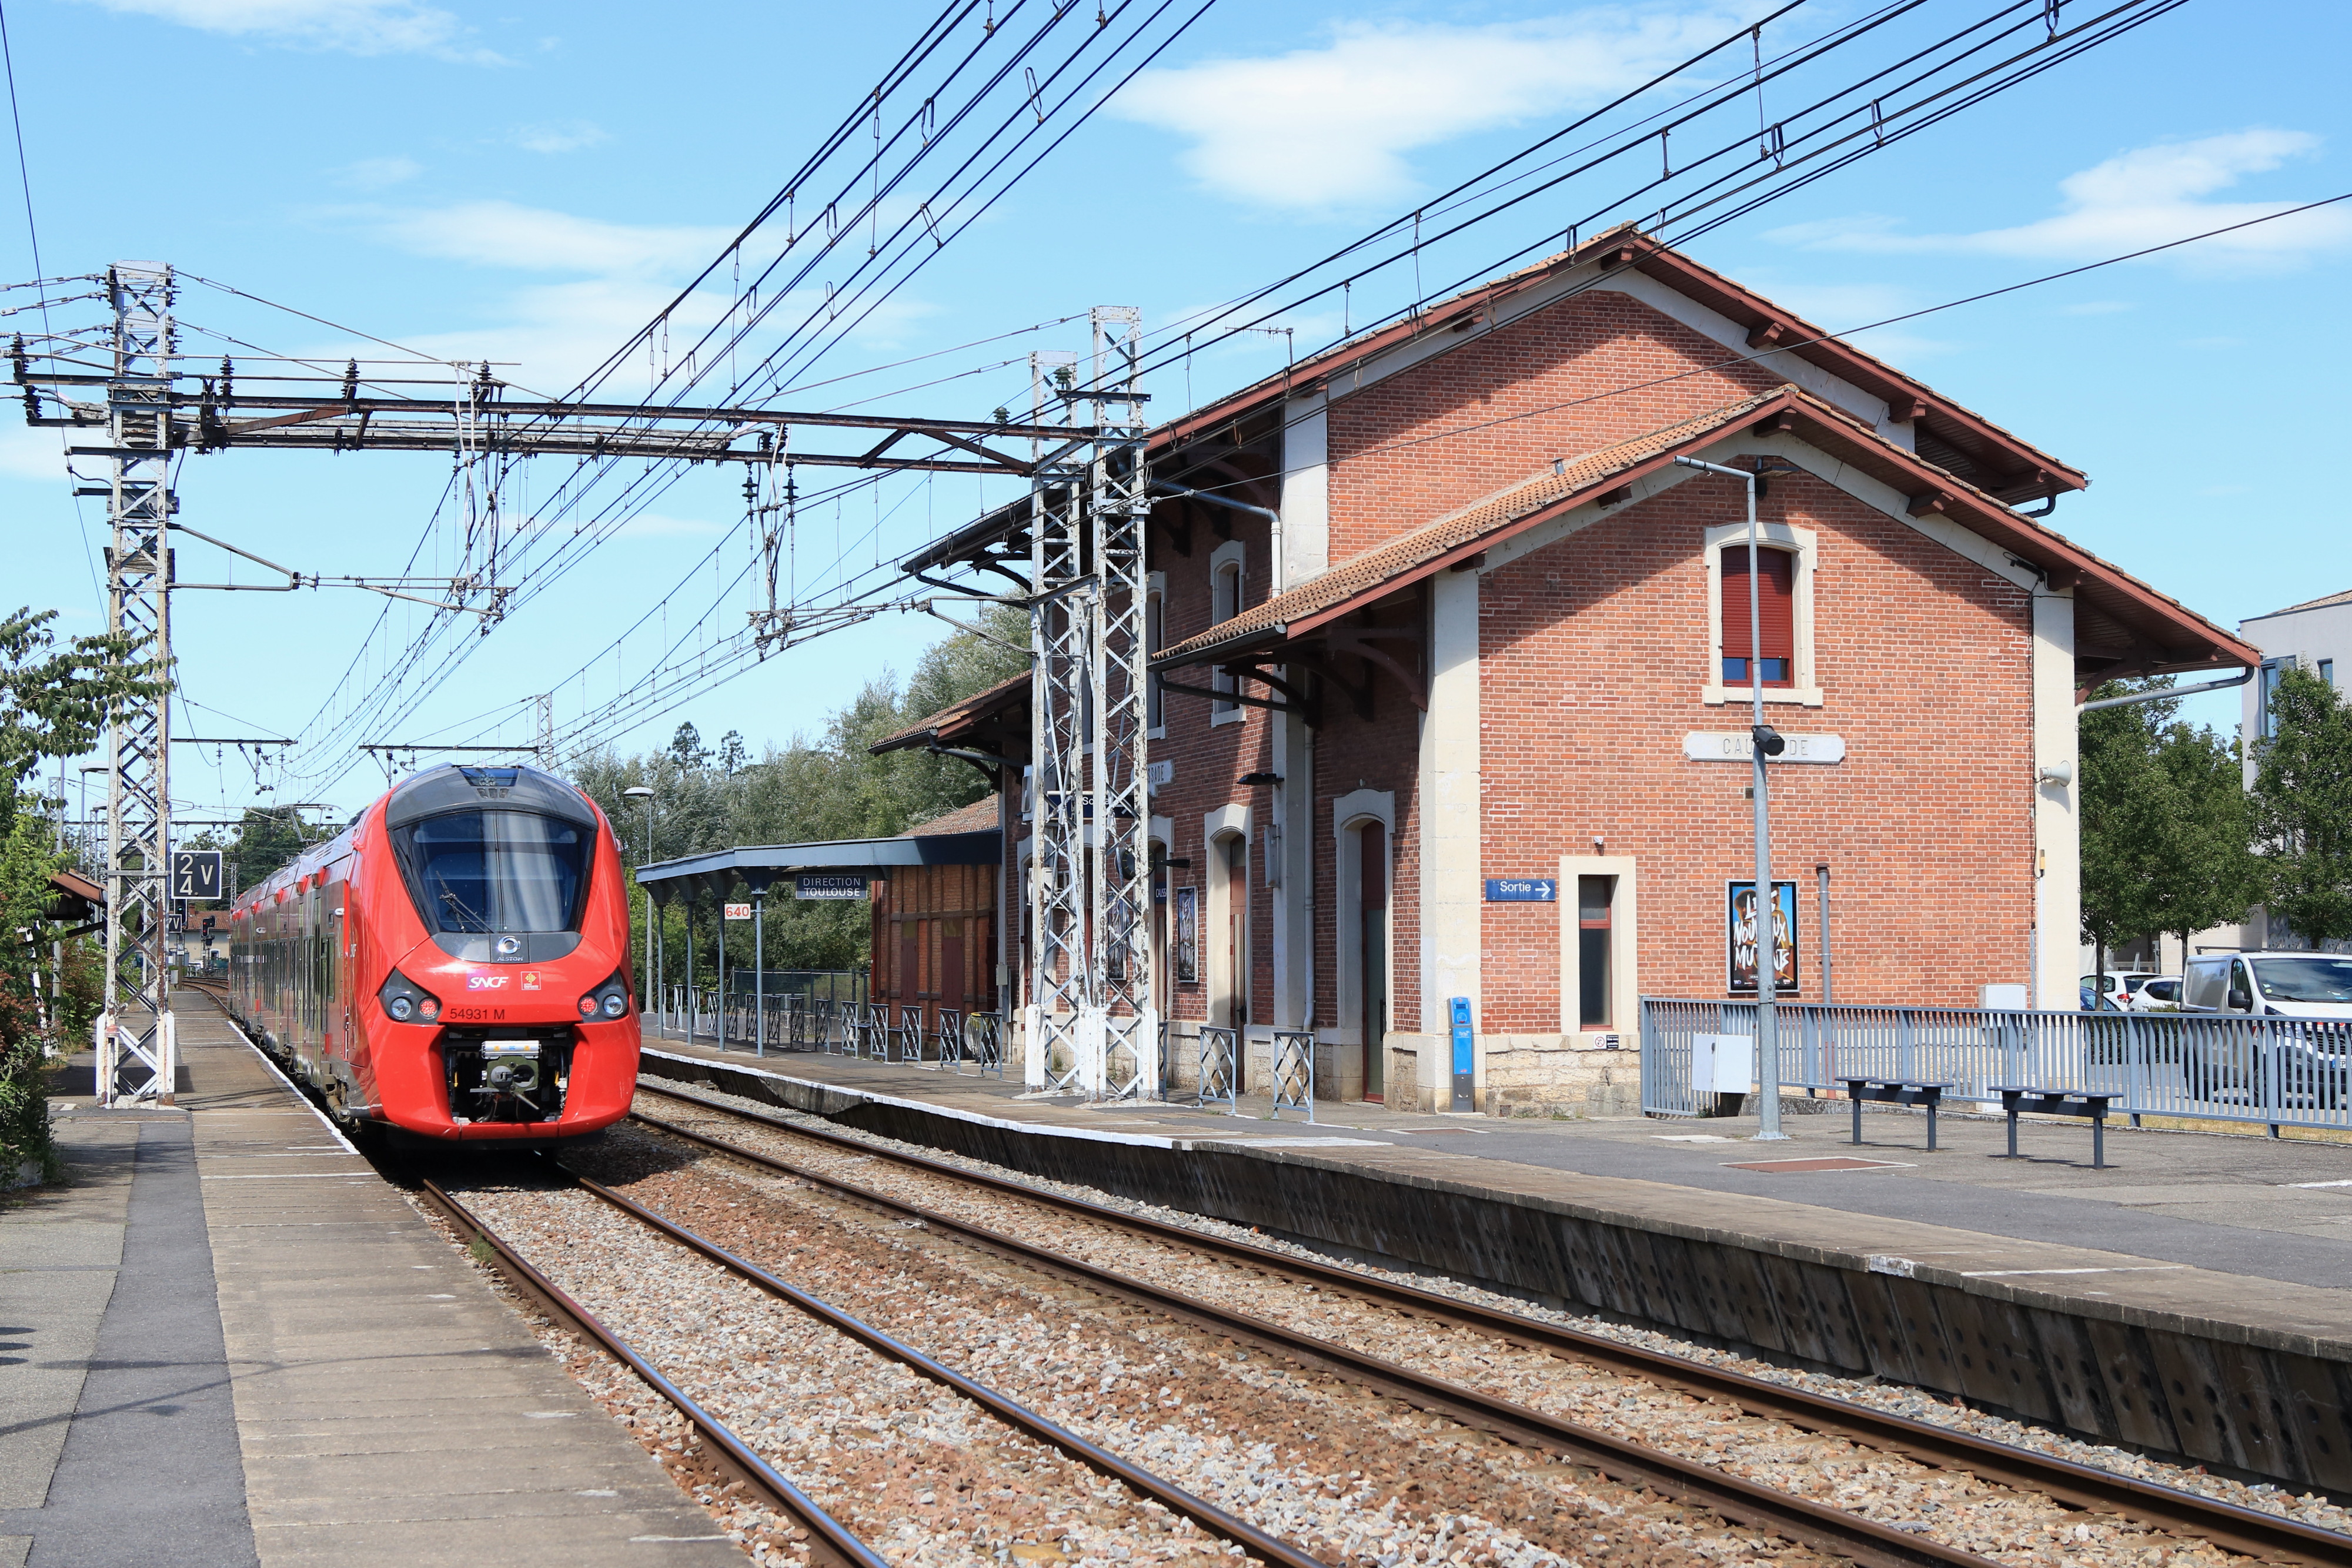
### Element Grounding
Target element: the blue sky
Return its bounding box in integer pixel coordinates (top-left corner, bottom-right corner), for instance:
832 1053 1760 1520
5 0 2347 823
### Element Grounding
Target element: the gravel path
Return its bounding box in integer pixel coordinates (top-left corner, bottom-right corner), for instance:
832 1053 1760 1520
447 1176 1250 1567
629 1082 2350 1564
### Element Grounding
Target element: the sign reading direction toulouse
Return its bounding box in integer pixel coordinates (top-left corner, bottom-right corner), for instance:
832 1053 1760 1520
795 874 868 901
1682 731 1846 764
1485 877 1557 902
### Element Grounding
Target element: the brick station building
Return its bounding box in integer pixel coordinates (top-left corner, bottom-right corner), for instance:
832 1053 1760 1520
883 227 2257 1114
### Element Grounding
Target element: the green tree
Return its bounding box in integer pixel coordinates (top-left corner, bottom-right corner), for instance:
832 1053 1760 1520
2250 666 2352 945
228 806 327 895
2146 718 2259 959
0 608 169 1185
2079 680 2175 980
567 607 1027 987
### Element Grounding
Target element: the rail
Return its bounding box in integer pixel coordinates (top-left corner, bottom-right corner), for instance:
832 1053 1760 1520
411 1177 886 1568
549 1159 1322 1567
1641 998 2352 1133
630 1078 2351 1567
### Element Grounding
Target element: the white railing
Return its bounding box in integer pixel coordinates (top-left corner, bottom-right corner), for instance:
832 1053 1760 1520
1640 998 2352 1131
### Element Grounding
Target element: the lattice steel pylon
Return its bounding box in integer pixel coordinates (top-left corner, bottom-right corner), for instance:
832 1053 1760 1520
96 263 177 1106
1023 310 1157 1098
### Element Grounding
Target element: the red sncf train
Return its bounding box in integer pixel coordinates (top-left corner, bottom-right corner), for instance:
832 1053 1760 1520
226 763 640 1144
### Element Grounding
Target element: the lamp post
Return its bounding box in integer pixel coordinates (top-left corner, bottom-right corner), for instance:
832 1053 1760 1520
745 871 773 1058
623 787 654 1028
1674 454 1800 1142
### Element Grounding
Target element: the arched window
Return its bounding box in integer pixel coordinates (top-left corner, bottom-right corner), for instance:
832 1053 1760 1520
1209 541 1246 723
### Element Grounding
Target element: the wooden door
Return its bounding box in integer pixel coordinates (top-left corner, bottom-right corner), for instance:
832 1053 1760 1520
941 920 965 1014
899 927 923 1034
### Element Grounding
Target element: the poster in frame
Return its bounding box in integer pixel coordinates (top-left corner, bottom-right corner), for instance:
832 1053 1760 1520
1172 885 1199 984
1726 879 1799 994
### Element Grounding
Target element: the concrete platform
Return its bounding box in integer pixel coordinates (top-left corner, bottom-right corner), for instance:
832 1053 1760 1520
1 995 740 1568
640 1035 2352 1496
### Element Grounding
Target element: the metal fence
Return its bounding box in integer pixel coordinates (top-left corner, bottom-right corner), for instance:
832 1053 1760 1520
1640 998 2352 1132
723 969 867 1006
655 985 1003 1076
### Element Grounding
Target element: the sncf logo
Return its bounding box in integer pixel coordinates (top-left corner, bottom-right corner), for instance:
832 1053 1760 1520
466 974 510 991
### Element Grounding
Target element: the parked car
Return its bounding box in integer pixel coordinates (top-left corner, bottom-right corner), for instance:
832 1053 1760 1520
2177 952 2352 1108
2077 985 2123 1012
2126 977 2181 1011
2080 970 2160 1008
2181 953 2352 1018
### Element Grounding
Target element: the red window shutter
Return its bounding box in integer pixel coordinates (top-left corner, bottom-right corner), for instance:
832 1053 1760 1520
1723 546 1795 685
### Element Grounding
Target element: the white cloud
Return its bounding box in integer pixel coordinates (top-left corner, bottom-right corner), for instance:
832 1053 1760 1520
302 199 943 392
76 0 499 60
1766 129 2352 272
337 155 421 189
371 200 734 277
513 121 608 155
1115 8 1754 209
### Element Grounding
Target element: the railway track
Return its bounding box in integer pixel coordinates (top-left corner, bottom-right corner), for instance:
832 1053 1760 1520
629 1077 2352 1568
415 1177 890 1568
425 1166 1329 1566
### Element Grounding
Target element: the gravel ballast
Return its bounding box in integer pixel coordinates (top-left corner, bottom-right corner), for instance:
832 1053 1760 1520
624 1080 2352 1564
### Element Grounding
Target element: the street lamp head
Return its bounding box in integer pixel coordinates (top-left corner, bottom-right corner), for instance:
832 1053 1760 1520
623 787 654 803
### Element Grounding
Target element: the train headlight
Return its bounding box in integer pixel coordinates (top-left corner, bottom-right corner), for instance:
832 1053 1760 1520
379 969 441 1025
579 970 632 1023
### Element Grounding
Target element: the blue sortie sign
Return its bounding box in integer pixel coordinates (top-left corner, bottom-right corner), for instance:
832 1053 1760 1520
1484 877 1556 902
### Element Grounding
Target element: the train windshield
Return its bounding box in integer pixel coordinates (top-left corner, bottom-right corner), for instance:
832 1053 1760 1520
399 810 589 934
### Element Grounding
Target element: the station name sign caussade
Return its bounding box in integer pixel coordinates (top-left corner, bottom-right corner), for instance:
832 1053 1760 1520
1682 731 1845 764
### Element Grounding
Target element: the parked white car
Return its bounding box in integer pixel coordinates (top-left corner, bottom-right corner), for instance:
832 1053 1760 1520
2182 952 2352 1019
2126 976 2182 1011
2080 971 2161 1009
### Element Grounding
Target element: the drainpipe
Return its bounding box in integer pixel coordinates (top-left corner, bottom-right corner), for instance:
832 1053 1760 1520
2077 667 2253 713
1153 482 1284 593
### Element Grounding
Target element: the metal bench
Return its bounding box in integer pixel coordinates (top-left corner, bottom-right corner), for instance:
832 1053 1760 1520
1839 1078 1952 1151
1990 1085 2114 1169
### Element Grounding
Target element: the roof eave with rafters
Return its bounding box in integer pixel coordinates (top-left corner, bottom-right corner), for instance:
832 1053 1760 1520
868 670 1031 757
1153 385 2253 681
1151 226 2084 506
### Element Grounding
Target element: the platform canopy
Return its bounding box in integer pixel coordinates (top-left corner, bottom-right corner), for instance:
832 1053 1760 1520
634 830 999 904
